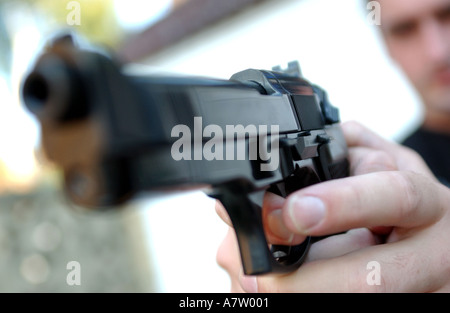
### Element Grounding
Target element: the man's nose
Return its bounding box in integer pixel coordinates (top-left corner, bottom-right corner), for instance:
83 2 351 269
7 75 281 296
421 19 450 64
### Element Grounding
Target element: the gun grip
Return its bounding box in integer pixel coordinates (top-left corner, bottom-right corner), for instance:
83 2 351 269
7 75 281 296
209 182 311 275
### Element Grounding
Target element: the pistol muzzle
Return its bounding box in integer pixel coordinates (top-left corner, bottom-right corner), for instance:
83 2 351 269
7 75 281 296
23 53 88 123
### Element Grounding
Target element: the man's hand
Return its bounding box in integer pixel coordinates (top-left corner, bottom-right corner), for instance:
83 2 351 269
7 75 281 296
216 121 450 292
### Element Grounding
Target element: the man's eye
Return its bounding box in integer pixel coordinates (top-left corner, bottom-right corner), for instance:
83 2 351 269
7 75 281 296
390 22 417 38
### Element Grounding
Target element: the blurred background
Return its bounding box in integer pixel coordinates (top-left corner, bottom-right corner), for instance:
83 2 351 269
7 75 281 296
0 0 422 292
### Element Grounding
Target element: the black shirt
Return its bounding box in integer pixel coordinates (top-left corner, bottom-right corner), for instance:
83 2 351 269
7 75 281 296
402 128 450 187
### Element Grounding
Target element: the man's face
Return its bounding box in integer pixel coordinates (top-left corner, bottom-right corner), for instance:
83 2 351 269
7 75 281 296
379 0 450 114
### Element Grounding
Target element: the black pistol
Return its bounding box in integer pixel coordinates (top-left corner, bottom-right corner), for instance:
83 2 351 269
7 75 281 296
22 35 349 275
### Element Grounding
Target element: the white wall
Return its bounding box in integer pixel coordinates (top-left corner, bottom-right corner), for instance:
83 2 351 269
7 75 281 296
136 0 424 293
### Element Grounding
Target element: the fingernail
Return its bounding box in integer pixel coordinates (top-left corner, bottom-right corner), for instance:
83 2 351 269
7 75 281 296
239 271 258 293
267 209 294 242
287 196 326 233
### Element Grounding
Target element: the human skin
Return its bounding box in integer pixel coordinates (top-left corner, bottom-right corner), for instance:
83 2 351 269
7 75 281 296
216 121 450 292
379 0 450 134
215 0 450 292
